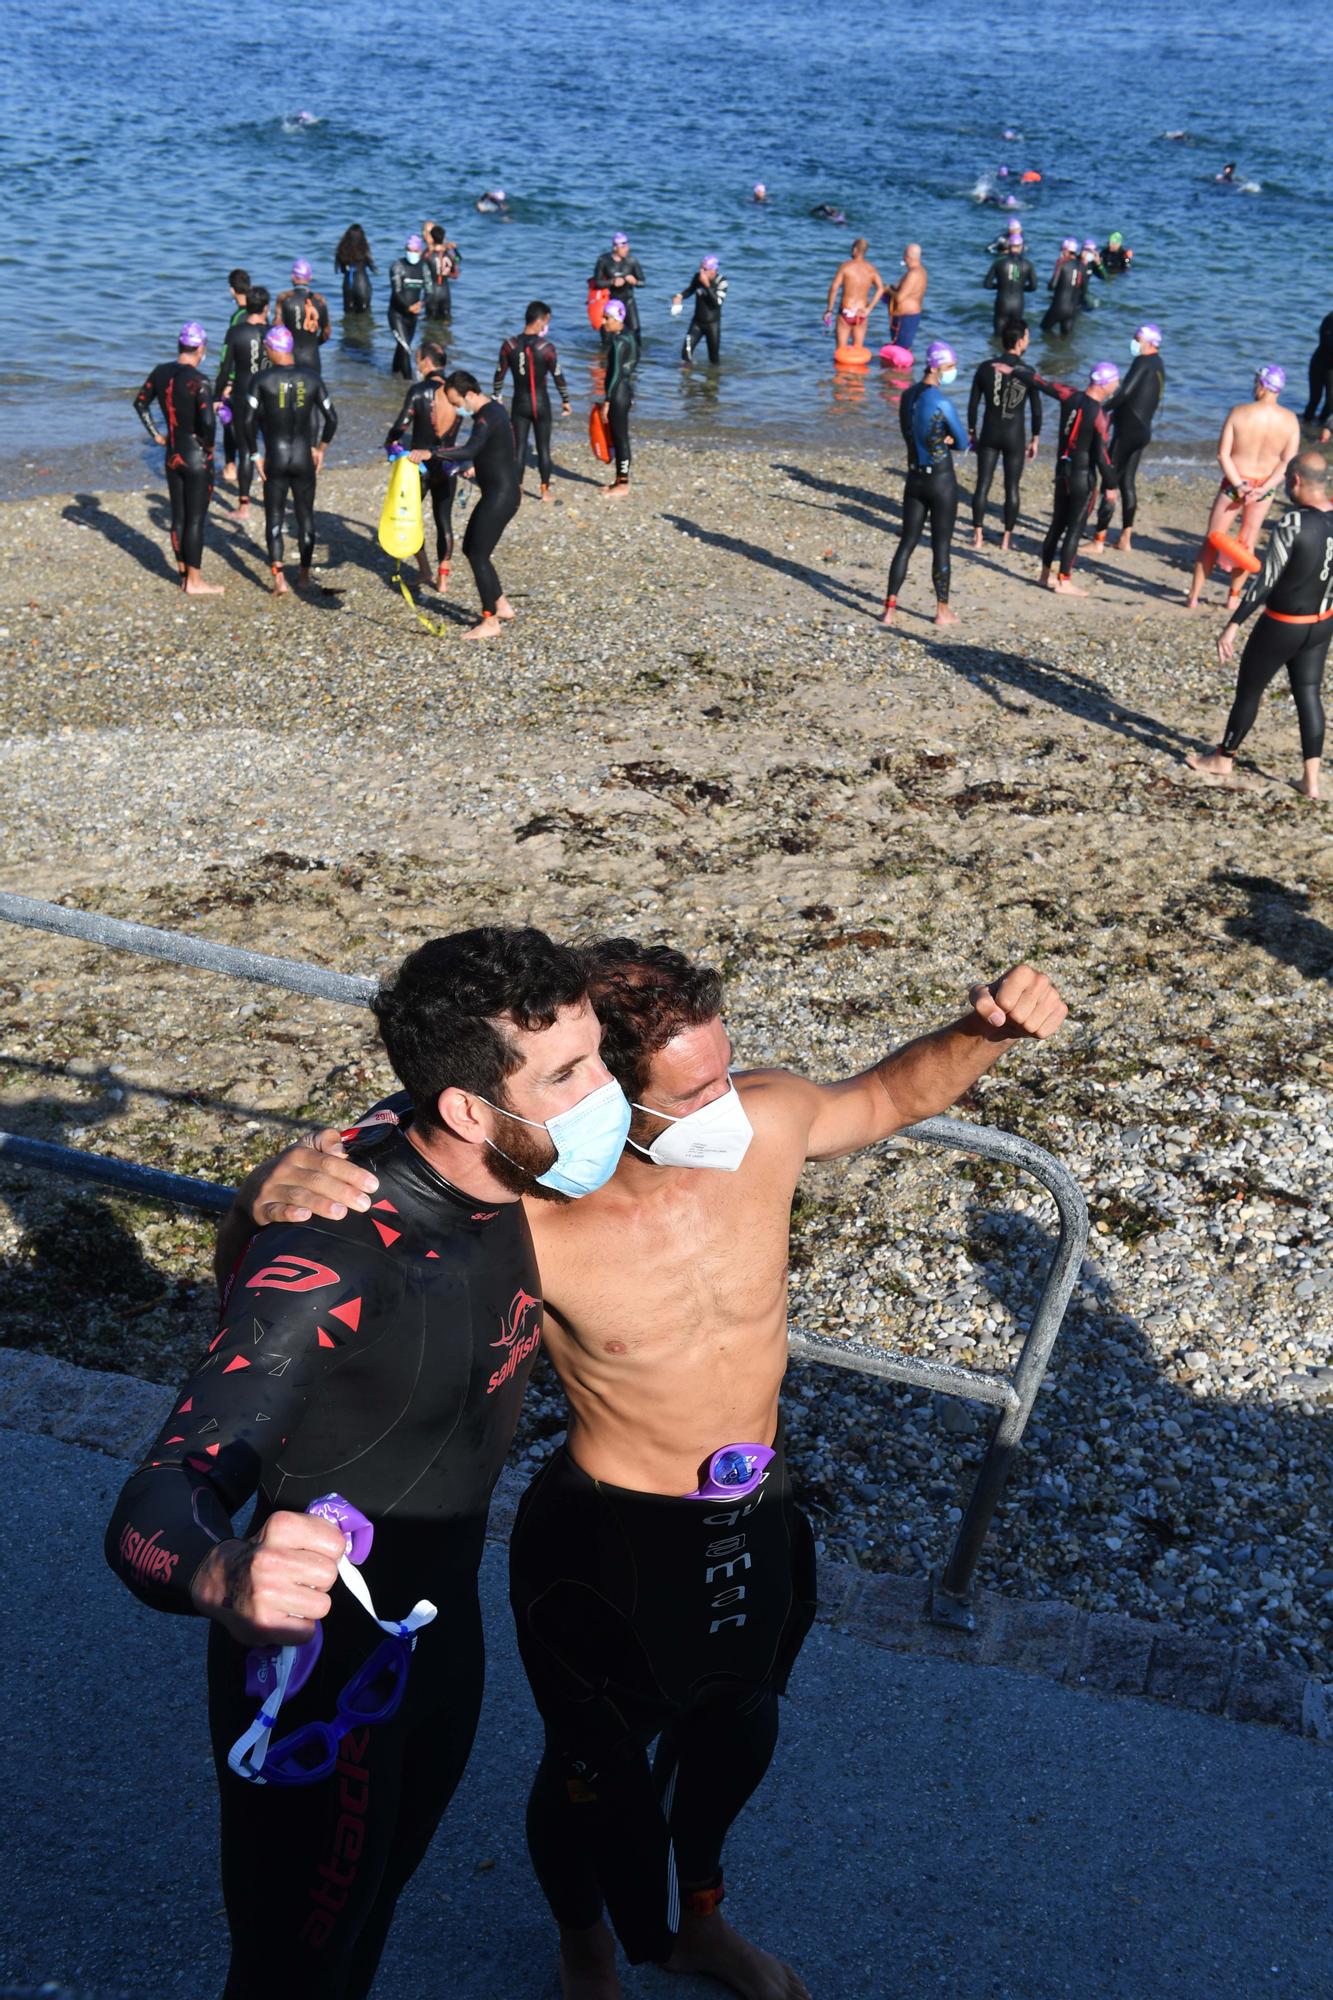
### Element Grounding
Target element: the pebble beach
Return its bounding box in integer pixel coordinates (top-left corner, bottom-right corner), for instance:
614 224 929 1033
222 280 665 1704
1 433 1329 1679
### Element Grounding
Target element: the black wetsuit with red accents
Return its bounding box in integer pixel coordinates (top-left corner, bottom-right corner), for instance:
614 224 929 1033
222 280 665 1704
133 359 216 570
214 319 268 501
1039 383 1115 576
1219 504 1333 762
104 1117 541 2000
494 331 569 486
386 373 462 568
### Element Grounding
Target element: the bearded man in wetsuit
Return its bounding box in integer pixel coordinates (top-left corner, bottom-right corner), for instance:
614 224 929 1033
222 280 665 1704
214 286 271 521
1092 324 1166 553
1037 362 1120 594
1188 451 1333 800
968 318 1043 550
1185 365 1302 609
593 233 646 355
246 325 338 596
105 927 630 2000
237 943 1068 2000
982 234 1036 335
823 238 884 352
494 301 572 502
276 259 332 373
133 320 223 596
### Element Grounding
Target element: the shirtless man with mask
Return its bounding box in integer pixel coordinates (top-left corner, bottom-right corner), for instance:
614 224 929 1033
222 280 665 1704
823 239 885 352
228 942 1067 2000
1186 365 1302 609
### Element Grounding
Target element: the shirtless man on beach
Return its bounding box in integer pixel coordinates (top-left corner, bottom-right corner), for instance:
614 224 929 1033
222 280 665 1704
235 942 1068 2000
887 243 929 353
824 239 885 351
1185 365 1301 609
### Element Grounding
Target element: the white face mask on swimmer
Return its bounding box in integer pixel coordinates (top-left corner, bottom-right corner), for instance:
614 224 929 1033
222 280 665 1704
628 1081 754 1171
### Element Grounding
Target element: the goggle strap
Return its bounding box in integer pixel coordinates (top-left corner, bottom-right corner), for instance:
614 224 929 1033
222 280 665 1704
336 1554 437 1637
226 1642 296 1783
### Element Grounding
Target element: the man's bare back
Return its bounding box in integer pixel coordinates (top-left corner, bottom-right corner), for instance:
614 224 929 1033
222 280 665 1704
1222 397 1301 487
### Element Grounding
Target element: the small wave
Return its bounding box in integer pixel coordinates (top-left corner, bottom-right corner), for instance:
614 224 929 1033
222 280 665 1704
280 111 322 133
1162 130 1196 144
1240 180 1262 194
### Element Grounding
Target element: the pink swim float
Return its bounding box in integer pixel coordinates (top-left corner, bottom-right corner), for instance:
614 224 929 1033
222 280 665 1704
879 343 914 368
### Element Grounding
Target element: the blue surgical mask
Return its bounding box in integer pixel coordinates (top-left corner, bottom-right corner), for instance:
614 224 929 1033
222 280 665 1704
1129 338 1142 357
940 367 958 386
482 1079 631 1197
406 251 421 265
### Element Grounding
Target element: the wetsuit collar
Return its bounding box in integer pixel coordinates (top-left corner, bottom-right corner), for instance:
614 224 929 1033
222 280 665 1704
391 1121 518 1215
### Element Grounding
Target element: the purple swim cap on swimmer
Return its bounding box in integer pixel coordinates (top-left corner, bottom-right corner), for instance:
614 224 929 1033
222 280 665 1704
406 233 424 252
178 321 207 349
291 259 313 283
612 231 629 247
264 325 294 353
1256 363 1286 392
1090 361 1121 387
703 254 719 270
1082 238 1098 251
601 299 627 322
926 341 957 373
1135 323 1162 347
1062 236 1079 254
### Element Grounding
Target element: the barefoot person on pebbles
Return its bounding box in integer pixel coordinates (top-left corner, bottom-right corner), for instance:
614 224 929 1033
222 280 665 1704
1185 365 1301 610
132 321 224 597
246 325 338 597
881 340 967 628
412 370 520 638
1187 449 1333 800
239 941 1068 2000
598 299 636 500
1037 362 1120 597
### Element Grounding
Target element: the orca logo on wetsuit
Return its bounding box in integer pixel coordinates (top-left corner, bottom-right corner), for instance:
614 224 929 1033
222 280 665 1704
245 1254 341 1293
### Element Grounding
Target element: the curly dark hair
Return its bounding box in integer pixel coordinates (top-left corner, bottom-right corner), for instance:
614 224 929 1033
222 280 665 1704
371 927 588 1130
583 938 724 1100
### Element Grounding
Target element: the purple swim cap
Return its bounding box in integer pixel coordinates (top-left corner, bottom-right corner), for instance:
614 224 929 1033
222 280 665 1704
703 254 719 270
291 259 313 283
1135 323 1162 348
612 231 629 247
1090 361 1121 387
1256 363 1287 392
406 233 424 252
178 321 207 349
602 298 627 322
264 325 295 354
926 341 957 373
1062 236 1079 254
1082 238 1098 251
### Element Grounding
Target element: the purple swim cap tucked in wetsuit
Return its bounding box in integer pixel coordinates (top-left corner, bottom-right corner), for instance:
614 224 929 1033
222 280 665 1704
926 341 957 374
178 321 207 349
264 325 295 354
291 259 313 283
1090 361 1121 387
1257 363 1287 392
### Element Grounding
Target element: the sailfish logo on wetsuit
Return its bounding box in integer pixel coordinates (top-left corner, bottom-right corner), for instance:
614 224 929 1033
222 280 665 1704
488 1288 542 1394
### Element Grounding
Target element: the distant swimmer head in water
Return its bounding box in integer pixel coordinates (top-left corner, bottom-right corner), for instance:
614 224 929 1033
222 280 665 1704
1255 363 1286 396
810 203 846 224
1089 361 1121 396
178 321 207 354
1130 323 1162 356
263 325 295 357
1217 162 1237 182
291 259 313 284
925 340 958 384
753 182 768 201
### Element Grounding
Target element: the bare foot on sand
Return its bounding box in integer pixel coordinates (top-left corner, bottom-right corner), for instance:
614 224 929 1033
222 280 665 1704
270 567 289 596
237 498 250 520
1050 577 1087 596
463 614 504 640
436 564 450 591
494 595 516 621
999 531 1013 552
1091 531 1107 549
1186 748 1234 780
971 528 984 550
221 464 237 486
666 1911 810 1999
602 481 630 501
182 572 223 596
541 484 554 503
294 567 313 592
416 550 432 584
559 1920 622 1999
1117 529 1133 552
878 602 895 628
934 604 959 627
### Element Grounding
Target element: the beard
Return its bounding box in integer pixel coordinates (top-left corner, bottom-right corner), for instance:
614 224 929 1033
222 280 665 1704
485 1114 570 1203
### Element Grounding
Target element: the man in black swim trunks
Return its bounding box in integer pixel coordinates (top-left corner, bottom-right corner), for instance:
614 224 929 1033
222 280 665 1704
494 301 572 502
241 943 1069 2000
1188 450 1333 800
214 286 271 521
1092 324 1166 553
133 320 223 596
968 318 1043 550
105 926 630 2000
246 325 338 595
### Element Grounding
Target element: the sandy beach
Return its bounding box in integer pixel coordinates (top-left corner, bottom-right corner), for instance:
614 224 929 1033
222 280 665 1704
1 433 1329 1676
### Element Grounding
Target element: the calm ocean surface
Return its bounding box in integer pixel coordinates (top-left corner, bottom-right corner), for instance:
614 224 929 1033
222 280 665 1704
2 0 1329 490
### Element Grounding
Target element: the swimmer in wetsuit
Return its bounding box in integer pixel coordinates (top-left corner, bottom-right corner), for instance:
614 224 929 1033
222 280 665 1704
1092 324 1166 551
881 340 967 628
1188 451 1333 799
214 286 271 519
1302 310 1333 435
220 270 250 480
105 927 623 2000
1078 240 1105 310
597 299 637 499
673 256 727 365
1042 240 1085 336
133 320 222 596
412 369 521 638
276 259 332 373
1186 366 1302 609
389 236 429 378
423 225 461 319
494 301 571 502
334 224 376 312
593 233 646 354
387 339 460 588
983 234 1036 335
245 325 337 595
1037 361 1120 593
1101 231 1133 274
968 318 1044 549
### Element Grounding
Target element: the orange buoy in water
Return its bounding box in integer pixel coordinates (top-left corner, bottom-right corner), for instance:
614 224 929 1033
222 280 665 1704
587 282 611 331
1020 170 1042 184
834 344 872 368
589 404 613 463
1208 528 1262 574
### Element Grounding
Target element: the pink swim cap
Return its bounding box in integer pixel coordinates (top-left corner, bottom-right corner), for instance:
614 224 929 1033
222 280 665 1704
291 259 313 283
178 321 207 349
264 325 295 354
